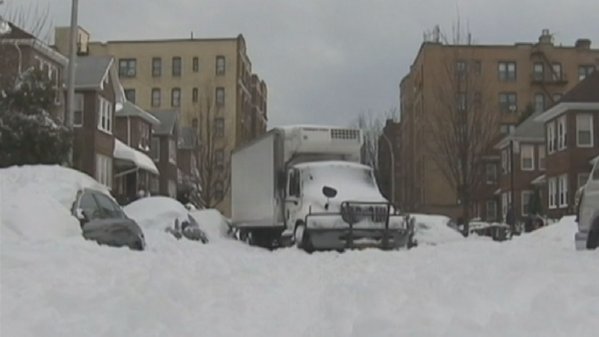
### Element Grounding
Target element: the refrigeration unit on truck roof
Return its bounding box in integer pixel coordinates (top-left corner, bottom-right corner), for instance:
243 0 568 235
282 126 363 163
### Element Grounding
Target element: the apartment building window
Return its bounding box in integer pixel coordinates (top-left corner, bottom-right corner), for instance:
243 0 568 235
486 200 497 221
192 88 199 103
216 55 226 75
95 154 113 189
168 180 177 198
501 192 511 219
485 163 497 184
215 149 224 170
74 93 84 127
552 93 562 103
456 60 467 78
559 174 568 207
548 177 557 209
169 138 177 164
193 57 199 72
538 145 546 170
578 173 590 188
152 57 162 77
499 92 517 113
151 137 160 161
171 88 181 107
457 92 466 112
521 144 535 171
521 191 533 216
472 60 482 74
216 87 225 106
557 115 567 150
547 122 556 153
500 124 515 135
151 88 161 107
124 89 136 103
578 65 595 80
533 62 544 81
534 93 545 112
97 97 113 133
501 148 511 174
552 63 562 81
473 91 482 107
118 58 136 77
172 57 182 77
576 113 594 147
214 118 225 137
498 61 516 81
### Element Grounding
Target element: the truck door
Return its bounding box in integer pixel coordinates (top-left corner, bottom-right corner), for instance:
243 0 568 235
286 169 301 225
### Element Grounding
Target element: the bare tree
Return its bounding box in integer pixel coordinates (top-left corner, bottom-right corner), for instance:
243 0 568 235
426 23 499 235
190 85 231 209
354 107 397 172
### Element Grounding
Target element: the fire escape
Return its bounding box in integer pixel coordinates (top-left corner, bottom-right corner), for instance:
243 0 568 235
530 30 569 106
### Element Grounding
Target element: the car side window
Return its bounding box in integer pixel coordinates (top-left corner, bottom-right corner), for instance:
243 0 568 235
79 191 101 219
93 193 125 219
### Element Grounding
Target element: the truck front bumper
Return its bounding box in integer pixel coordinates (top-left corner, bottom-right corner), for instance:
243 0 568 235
306 227 411 250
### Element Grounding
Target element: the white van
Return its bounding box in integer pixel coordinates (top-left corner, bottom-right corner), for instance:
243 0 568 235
575 158 599 250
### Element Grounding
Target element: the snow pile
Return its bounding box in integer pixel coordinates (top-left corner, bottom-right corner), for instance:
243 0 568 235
0 165 107 241
411 213 465 245
513 215 578 250
192 208 232 240
124 196 188 232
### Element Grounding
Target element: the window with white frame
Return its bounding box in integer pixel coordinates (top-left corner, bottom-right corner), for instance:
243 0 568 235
548 177 557 209
501 192 512 219
521 144 535 171
168 179 177 198
501 149 508 174
486 200 497 221
485 163 497 184
578 173 590 188
97 97 113 133
521 190 533 216
169 139 176 164
559 174 568 208
95 154 113 188
547 122 556 154
557 115 567 150
151 137 160 161
576 113 593 147
538 145 546 170
534 93 545 113
74 93 84 127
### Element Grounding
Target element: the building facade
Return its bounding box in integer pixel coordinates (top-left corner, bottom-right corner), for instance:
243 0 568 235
54 28 267 216
399 30 599 220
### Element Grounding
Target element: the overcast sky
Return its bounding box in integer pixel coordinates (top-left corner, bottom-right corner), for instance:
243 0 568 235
3 0 599 127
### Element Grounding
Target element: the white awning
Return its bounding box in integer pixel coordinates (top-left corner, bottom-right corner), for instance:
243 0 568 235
114 139 159 175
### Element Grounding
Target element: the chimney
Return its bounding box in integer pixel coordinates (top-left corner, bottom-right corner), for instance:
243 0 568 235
575 38 591 49
538 29 553 45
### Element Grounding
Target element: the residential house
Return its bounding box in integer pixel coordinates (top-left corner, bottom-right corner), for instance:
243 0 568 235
177 126 200 203
493 112 546 223
72 55 124 189
0 22 67 119
399 29 598 220
113 101 161 204
150 110 180 198
535 71 599 218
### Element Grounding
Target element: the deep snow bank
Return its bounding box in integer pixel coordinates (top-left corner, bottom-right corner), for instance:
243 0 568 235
411 213 465 245
0 165 107 241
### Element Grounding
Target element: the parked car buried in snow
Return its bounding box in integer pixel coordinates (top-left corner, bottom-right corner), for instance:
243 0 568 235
124 196 208 243
575 158 599 250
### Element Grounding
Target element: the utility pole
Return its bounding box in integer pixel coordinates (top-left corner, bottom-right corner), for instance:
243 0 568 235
65 0 79 165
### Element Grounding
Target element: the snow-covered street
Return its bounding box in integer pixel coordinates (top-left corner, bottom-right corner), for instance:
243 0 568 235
2 214 598 337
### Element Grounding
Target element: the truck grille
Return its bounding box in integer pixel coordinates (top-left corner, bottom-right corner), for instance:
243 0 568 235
341 204 389 224
331 129 360 140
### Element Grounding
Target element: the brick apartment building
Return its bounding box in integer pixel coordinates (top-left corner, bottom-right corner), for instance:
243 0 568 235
54 27 267 215
397 29 599 220
534 71 599 219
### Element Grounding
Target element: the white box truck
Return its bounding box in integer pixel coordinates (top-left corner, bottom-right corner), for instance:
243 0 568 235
231 125 414 251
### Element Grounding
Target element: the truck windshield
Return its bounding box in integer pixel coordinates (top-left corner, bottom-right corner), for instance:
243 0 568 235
304 165 377 188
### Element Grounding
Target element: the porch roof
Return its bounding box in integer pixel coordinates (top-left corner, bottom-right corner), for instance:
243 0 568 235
114 139 159 175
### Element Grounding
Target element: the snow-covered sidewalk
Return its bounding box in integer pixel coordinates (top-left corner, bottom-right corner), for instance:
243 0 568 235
1 215 598 337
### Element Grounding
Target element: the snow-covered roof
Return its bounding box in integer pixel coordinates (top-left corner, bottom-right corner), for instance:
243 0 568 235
495 111 545 149
116 101 160 126
150 110 179 135
75 56 114 90
113 139 159 175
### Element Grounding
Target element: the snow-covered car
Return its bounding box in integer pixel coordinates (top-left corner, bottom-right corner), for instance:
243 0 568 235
468 221 510 241
575 159 599 250
0 165 146 250
410 214 464 246
124 196 208 243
